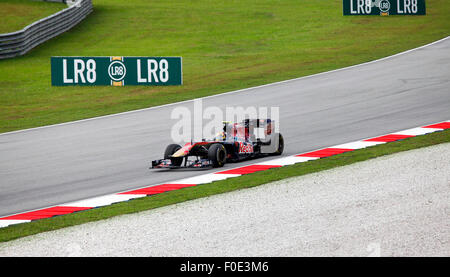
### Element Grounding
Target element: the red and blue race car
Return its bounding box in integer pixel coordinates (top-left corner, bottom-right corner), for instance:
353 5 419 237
151 119 284 169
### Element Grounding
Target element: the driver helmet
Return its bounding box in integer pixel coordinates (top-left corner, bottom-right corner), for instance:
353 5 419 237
214 131 226 141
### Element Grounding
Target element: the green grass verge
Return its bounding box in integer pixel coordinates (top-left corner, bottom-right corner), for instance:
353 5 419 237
0 0 449 133
0 0 66 33
1 129 449 243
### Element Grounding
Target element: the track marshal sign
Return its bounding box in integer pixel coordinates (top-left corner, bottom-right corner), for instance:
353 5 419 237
51 56 182 86
343 0 426 15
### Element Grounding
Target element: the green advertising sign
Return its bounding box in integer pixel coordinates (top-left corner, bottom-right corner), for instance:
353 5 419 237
343 0 426 15
51 56 182 86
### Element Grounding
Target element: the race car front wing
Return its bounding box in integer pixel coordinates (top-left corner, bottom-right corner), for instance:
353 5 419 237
151 158 213 169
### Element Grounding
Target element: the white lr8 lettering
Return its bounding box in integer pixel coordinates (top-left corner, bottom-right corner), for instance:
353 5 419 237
63 58 96 84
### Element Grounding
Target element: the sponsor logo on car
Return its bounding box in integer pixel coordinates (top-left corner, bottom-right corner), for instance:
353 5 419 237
239 142 254 154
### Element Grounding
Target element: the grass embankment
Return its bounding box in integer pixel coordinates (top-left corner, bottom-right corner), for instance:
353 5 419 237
0 129 448 242
0 0 66 33
0 0 449 133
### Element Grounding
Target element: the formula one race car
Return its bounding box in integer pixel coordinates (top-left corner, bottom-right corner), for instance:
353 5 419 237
151 119 284 169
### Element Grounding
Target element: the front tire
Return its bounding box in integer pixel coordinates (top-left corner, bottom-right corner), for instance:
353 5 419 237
164 144 183 167
208 143 227 168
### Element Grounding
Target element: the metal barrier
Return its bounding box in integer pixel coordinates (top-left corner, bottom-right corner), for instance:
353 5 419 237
0 0 93 59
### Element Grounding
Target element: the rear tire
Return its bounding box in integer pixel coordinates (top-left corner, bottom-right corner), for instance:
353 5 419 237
164 144 183 167
208 143 227 168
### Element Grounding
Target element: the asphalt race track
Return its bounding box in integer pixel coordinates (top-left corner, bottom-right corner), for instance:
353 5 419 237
0 37 449 217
